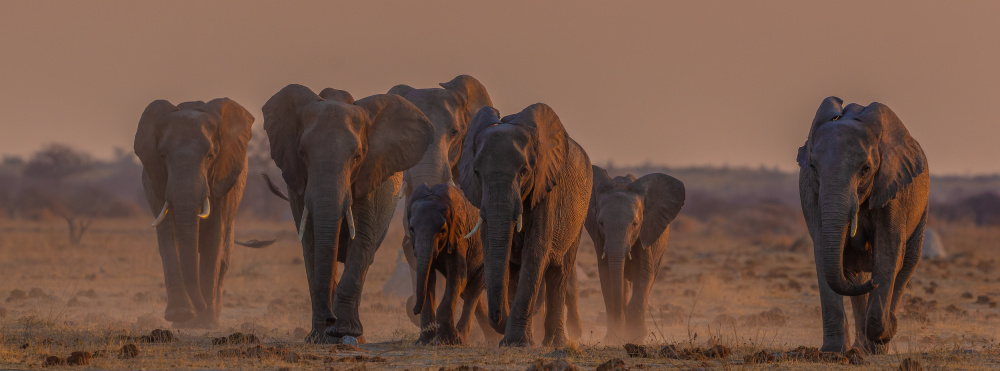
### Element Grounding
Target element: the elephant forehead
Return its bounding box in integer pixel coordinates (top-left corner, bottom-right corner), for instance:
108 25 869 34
598 192 642 216
160 111 214 144
477 127 530 157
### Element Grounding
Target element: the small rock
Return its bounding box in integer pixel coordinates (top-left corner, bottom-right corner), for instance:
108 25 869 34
149 329 174 343
44 355 64 366
899 357 924 371
66 351 91 365
341 335 359 347
595 358 626 371
976 295 991 304
623 343 649 358
228 332 247 344
119 344 139 359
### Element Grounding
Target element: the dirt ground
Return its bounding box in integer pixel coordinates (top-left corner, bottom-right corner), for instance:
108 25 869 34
0 206 998 369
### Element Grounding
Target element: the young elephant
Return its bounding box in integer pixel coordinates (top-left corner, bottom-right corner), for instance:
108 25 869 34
134 98 264 328
585 165 685 344
798 96 929 354
408 183 499 345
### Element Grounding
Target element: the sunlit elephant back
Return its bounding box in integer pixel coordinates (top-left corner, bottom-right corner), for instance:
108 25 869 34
262 84 434 343
133 98 256 329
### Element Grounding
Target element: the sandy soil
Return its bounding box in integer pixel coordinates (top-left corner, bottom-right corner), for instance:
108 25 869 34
0 208 998 369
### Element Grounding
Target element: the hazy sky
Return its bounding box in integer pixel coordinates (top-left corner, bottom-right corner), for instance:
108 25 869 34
1 1 998 174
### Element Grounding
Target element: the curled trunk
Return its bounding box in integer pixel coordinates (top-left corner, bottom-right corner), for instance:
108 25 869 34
820 198 876 296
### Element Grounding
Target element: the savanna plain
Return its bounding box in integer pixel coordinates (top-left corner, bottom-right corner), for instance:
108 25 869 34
1 165 998 370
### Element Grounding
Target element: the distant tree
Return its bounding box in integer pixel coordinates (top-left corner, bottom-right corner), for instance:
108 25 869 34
48 185 109 245
23 143 93 183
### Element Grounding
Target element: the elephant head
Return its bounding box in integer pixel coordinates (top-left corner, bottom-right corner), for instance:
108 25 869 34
458 103 569 329
263 84 433 328
133 98 254 322
408 183 477 316
388 74 493 190
797 96 926 297
586 165 684 334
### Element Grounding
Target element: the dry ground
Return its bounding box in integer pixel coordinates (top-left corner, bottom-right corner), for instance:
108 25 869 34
0 208 998 370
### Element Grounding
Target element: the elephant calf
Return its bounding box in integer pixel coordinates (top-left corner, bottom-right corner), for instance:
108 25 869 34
408 183 499 345
585 165 685 344
798 96 929 354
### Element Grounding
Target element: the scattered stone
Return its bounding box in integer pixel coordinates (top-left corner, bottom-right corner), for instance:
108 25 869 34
525 358 579 371
744 350 777 363
66 351 91 366
899 357 924 371
623 343 650 358
119 344 139 359
595 358 627 371
147 329 174 343
975 295 991 304
44 355 64 366
228 332 247 344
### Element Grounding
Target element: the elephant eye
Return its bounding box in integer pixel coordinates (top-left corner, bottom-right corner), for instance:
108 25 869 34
450 128 459 138
519 167 528 176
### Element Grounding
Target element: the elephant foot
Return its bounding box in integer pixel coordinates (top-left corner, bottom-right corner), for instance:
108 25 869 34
416 328 437 345
854 339 888 355
304 329 342 344
164 305 196 323
500 331 533 347
819 341 850 354
326 311 363 338
434 325 461 345
542 329 567 348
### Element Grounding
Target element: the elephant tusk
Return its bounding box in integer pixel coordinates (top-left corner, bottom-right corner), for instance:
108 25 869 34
601 252 606 260
346 205 356 240
628 251 632 260
464 217 482 239
151 202 169 227
516 214 522 233
850 213 858 237
395 180 405 200
298 207 309 242
448 179 456 187
198 197 211 219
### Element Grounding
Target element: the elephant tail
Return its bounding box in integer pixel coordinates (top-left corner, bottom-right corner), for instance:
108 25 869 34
235 239 275 248
262 173 290 201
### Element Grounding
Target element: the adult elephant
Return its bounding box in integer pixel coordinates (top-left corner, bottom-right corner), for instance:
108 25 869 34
262 84 434 343
459 104 591 347
387 75 493 327
797 96 929 354
134 98 263 328
585 165 684 344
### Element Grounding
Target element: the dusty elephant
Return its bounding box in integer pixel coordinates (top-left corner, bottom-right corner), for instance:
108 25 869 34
134 98 266 328
387 75 494 327
408 183 501 345
797 96 929 354
459 104 591 347
585 165 685 344
262 84 434 343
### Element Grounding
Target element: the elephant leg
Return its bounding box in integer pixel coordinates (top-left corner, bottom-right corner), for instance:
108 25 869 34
156 219 195 323
541 264 568 347
502 248 547 347
417 272 438 344
848 271 881 353
625 249 658 344
472 296 501 343
435 273 463 345
289 194 337 343
864 230 905 348
596 247 622 343
329 174 400 339
813 245 850 353
565 260 582 340
401 201 421 327
190 211 224 329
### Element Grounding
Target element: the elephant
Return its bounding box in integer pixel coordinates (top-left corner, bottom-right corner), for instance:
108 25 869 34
262 84 434 343
458 103 592 347
134 97 264 328
584 165 685 344
408 182 500 345
386 75 494 327
797 96 929 354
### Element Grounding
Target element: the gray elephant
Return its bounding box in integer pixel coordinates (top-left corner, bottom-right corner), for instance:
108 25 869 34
459 104 591 347
134 98 264 328
387 75 494 327
797 96 929 354
585 165 684 344
408 182 500 345
262 84 434 343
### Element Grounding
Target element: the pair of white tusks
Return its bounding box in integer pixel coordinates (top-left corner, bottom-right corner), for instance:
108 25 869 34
600 251 632 260
298 206 356 242
150 198 210 227
462 214 521 239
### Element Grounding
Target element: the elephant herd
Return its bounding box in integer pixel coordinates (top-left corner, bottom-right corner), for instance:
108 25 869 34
132 75 929 355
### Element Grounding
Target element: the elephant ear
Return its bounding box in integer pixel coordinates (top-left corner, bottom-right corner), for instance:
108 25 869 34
353 94 435 199
514 103 568 208
262 84 323 196
630 173 685 247
204 98 254 197
440 75 494 120
134 100 179 199
387 84 416 97
585 165 615 239
319 88 355 104
799 96 845 168
861 102 927 209
458 106 502 209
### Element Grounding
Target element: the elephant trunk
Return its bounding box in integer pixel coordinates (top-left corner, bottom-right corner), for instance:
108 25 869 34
165 171 209 315
604 232 629 338
820 193 876 296
304 173 351 330
413 242 434 315
481 181 519 333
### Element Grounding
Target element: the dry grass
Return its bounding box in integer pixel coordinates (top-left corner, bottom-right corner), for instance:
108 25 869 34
0 207 998 369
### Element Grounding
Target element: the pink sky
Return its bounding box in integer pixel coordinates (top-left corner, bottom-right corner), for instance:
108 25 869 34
1 1 997 174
